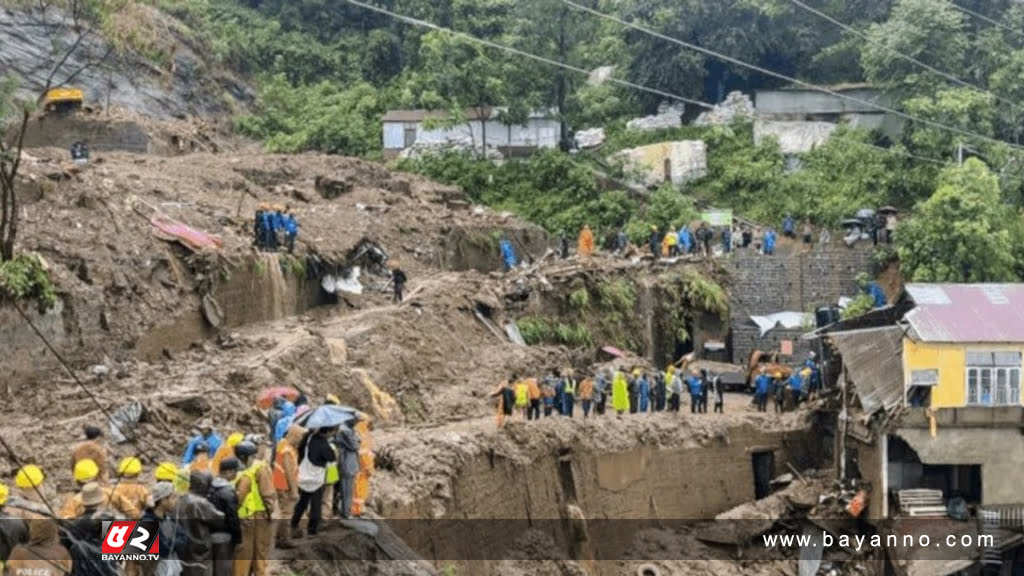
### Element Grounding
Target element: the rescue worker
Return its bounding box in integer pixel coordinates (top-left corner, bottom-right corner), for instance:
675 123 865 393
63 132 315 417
773 372 786 413
391 262 407 303
208 458 242 559
183 420 222 466
0 482 29 565
5 515 70 576
669 369 683 412
665 229 679 256
273 425 302 548
111 457 150 514
272 208 286 250
500 238 518 271
612 368 630 416
578 225 595 257
764 227 777 256
637 372 650 413
60 459 140 519
188 441 212 474
526 376 542 421
290 428 336 538
541 379 556 417
212 432 244 475
332 421 361 520
260 209 275 251
712 372 724 413
791 369 809 407
653 371 666 412
61 483 117 576
688 370 702 414
272 401 297 444
13 465 45 506
141 483 185 576
679 225 693 255
254 204 266 249
154 461 189 494
593 371 608 416
283 208 299 254
513 377 529 421
176 471 224 576
233 440 275 576
492 378 515 428
615 229 628 254
648 226 662 259
71 426 108 483
722 226 732 254
627 370 639 414
783 214 796 239
578 375 594 419
562 370 577 418
754 368 771 412
559 230 570 259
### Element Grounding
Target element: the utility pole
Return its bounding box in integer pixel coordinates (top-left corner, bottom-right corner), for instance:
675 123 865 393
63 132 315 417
958 141 964 165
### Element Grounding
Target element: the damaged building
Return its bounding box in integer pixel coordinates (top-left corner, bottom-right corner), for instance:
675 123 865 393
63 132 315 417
816 283 1024 575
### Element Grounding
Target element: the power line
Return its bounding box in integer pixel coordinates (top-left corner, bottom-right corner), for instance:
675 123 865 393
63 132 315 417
343 0 713 110
344 0 950 167
556 0 1024 152
783 0 1024 113
949 2 1024 40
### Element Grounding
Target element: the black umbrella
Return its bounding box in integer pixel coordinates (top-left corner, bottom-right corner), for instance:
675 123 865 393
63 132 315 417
878 206 898 214
842 219 864 228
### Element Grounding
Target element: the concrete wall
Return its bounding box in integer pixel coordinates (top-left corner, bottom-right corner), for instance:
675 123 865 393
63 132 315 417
611 140 708 186
755 88 891 116
896 427 1024 507
727 243 876 363
754 120 836 155
383 118 560 151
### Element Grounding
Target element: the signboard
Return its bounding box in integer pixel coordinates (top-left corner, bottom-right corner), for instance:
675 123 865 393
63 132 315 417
701 209 733 227
780 340 794 356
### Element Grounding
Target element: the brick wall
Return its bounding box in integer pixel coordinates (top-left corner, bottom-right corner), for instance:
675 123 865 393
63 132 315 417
728 242 876 363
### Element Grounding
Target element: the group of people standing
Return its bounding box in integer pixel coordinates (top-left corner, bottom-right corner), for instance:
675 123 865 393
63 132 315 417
752 354 822 413
493 365 728 427
0 395 368 576
253 204 299 253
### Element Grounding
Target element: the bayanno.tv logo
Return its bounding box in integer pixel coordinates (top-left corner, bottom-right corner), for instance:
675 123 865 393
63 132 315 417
101 521 160 561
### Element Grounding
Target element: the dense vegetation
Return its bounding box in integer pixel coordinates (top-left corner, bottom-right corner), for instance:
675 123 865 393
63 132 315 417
8 0 1024 281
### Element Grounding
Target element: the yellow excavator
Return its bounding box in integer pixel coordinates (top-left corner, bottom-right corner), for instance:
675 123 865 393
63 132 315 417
41 87 84 113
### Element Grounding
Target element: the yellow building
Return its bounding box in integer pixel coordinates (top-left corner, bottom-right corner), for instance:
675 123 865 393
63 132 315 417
902 284 1024 409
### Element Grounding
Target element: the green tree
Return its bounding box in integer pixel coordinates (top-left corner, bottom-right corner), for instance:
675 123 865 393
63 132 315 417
897 158 1017 282
861 0 969 99
902 88 997 162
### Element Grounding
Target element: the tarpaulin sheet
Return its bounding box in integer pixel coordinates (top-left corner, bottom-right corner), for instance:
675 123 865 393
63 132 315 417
749 312 810 336
151 216 222 251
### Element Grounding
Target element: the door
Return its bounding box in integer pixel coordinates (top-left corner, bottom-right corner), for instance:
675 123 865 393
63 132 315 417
752 451 775 499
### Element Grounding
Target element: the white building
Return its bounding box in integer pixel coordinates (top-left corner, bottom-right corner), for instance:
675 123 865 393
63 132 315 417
381 108 560 158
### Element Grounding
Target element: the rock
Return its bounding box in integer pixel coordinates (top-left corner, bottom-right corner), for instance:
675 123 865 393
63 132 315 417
694 91 755 126
290 188 313 203
201 294 225 328
327 337 348 365
315 174 354 199
626 103 685 131
387 177 412 196
574 127 606 149
90 364 110 377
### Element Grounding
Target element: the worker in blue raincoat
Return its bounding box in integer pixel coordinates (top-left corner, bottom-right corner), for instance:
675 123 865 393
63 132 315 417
678 226 692 255
183 419 222 465
764 228 777 255
500 239 517 272
867 281 887 308
754 369 771 412
273 401 297 443
261 210 275 250
283 209 299 254
687 370 702 414
788 370 804 407
637 373 651 413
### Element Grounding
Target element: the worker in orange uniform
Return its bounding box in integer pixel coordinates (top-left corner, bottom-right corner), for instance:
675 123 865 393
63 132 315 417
111 457 151 514
233 440 276 576
273 425 303 548
578 225 595 257
212 432 245 475
187 441 212 474
526 377 542 421
578 376 595 419
60 459 140 518
71 425 108 483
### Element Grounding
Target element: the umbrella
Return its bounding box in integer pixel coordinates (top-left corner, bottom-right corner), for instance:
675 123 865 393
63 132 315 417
878 205 898 214
841 219 864 228
257 387 300 409
601 346 626 358
299 404 358 429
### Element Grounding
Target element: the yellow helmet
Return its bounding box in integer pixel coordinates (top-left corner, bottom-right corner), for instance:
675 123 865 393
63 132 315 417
226 432 245 448
15 465 44 489
154 461 178 482
117 457 143 477
74 459 100 483
325 394 341 405
0 482 9 506
774 372 783 379
801 368 812 378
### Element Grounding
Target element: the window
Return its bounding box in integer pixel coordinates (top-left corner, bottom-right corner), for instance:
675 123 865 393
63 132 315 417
966 351 1022 406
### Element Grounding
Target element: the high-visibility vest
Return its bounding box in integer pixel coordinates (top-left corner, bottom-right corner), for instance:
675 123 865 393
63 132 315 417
234 462 267 519
564 378 576 396
272 441 296 492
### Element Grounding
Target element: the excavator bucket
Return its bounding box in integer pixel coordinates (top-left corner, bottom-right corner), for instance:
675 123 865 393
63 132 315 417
42 87 84 113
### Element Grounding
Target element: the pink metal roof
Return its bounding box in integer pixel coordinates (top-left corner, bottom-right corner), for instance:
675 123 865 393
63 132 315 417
904 283 1024 343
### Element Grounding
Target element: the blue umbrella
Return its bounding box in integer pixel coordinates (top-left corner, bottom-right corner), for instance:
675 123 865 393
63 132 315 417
300 404 358 429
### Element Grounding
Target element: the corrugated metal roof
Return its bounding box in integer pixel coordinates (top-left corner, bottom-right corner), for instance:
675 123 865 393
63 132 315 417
831 326 904 416
381 107 555 123
905 283 1024 343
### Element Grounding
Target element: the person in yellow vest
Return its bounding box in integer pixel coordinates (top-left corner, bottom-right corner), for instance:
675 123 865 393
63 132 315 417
154 461 190 494
562 370 577 418
60 459 140 519
232 441 275 576
272 425 302 548
212 432 245 475
111 457 150 516
513 377 529 421
578 225 595 257
187 441 212 474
